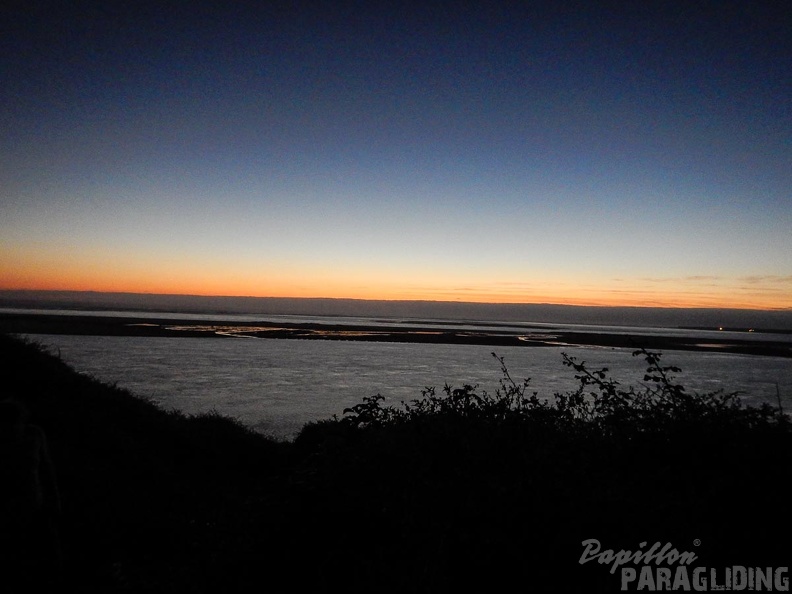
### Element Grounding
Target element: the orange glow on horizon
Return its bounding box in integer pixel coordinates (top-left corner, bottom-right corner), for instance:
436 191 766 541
2 279 789 311
2 250 790 311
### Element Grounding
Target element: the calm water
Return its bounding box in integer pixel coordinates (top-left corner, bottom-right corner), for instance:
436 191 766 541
23 332 792 440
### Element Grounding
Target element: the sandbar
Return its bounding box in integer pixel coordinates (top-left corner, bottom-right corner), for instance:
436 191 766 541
2 312 790 358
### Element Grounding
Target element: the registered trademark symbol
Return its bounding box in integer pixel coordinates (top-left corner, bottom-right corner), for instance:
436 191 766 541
693 539 701 547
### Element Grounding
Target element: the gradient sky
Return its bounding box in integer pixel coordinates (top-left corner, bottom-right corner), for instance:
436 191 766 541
2 1 790 309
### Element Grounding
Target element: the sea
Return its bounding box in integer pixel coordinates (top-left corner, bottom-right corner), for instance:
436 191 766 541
9 308 792 440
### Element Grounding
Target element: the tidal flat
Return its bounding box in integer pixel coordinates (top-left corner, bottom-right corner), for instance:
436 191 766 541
2 311 790 357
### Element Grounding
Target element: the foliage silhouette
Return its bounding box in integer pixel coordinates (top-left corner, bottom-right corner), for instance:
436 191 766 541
336 348 785 437
294 348 790 592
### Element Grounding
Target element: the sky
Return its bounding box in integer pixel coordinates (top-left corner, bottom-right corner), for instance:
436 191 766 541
2 1 791 310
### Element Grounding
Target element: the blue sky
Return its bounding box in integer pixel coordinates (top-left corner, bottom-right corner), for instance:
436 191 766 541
2 1 790 309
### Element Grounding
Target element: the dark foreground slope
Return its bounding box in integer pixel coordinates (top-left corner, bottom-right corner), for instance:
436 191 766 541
1 333 790 593
0 333 292 593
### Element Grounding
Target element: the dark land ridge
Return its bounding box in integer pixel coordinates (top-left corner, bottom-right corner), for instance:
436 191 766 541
4 289 792 331
1 312 790 358
1 332 791 593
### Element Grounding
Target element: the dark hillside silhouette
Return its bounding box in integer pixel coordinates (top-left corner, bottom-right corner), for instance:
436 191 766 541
0 398 62 591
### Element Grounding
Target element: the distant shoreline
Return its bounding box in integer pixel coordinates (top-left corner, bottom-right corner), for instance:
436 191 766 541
3 289 792 331
2 312 790 358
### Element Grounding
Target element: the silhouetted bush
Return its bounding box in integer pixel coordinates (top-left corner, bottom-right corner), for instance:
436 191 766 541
291 349 791 592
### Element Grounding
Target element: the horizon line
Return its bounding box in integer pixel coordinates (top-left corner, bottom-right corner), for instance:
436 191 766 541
1 288 790 314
